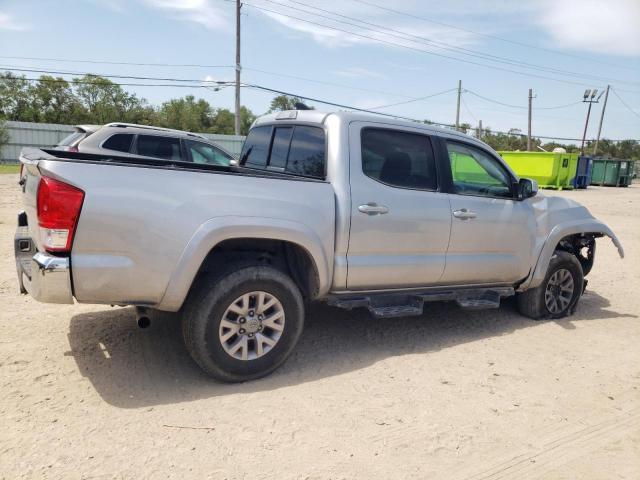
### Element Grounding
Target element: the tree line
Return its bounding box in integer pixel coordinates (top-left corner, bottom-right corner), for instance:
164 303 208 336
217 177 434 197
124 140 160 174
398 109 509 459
0 72 638 159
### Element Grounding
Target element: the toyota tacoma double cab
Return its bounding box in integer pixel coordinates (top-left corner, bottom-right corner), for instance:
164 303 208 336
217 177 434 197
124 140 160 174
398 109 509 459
15 111 624 382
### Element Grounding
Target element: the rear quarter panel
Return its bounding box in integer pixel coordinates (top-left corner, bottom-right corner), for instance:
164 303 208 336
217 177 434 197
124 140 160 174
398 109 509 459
37 160 335 309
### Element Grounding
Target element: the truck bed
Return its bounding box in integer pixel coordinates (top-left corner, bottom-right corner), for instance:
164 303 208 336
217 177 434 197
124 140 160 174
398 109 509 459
19 148 336 310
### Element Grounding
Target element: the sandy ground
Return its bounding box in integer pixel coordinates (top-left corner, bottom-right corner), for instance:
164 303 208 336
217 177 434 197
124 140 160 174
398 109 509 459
0 173 638 479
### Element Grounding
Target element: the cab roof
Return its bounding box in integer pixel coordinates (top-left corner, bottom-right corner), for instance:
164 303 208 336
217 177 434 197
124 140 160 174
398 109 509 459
253 110 483 146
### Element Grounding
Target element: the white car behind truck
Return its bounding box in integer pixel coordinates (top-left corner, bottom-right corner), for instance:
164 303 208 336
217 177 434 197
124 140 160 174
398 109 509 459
15 110 624 382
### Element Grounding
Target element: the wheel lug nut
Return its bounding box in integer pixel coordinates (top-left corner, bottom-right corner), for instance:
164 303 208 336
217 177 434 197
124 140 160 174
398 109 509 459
249 310 255 316
258 315 264 320
248 333 254 338
239 317 246 324
239 328 245 334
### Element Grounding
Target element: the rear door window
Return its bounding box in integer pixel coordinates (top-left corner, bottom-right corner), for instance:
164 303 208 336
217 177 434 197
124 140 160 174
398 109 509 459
285 126 325 178
361 128 437 190
136 135 182 161
185 139 231 166
102 134 134 153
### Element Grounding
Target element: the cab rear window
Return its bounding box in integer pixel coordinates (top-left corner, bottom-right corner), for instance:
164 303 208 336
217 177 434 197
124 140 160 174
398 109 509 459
240 125 326 179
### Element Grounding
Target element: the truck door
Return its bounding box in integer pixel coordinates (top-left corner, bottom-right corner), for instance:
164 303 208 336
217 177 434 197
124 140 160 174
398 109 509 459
346 122 452 290
440 139 535 284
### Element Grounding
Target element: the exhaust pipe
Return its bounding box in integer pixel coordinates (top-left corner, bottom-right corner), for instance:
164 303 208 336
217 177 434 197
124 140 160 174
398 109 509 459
137 316 151 329
135 307 152 329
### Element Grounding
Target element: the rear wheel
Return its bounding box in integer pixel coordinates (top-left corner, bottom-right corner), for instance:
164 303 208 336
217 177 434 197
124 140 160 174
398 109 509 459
182 265 304 382
517 251 584 320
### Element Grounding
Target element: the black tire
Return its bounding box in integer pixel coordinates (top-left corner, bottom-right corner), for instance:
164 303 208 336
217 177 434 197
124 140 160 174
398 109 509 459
182 265 304 382
517 251 584 320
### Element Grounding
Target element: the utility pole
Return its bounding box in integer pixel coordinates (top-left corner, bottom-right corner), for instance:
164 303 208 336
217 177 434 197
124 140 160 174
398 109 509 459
455 80 461 131
580 89 602 155
593 84 610 156
527 89 533 151
478 119 482 138
234 0 242 136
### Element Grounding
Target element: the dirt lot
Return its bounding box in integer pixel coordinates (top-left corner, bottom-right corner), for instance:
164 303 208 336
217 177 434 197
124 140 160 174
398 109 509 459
1 173 638 479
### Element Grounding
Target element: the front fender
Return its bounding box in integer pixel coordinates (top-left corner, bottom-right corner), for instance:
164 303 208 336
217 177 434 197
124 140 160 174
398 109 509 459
156 216 333 311
520 219 624 291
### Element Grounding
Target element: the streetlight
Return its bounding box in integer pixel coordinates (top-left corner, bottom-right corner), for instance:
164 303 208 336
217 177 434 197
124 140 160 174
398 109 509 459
581 89 604 155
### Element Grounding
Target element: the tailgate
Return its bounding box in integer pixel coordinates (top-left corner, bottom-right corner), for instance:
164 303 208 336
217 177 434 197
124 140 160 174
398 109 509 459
15 148 75 304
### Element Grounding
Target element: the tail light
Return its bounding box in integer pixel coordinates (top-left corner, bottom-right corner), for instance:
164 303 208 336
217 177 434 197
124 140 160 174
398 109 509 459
37 176 85 253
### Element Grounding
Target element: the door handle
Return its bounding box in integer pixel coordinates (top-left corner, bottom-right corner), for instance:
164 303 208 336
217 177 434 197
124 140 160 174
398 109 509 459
358 202 389 215
453 208 477 219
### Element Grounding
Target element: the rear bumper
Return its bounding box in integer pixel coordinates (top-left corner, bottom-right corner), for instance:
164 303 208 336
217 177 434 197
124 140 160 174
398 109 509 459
15 216 74 304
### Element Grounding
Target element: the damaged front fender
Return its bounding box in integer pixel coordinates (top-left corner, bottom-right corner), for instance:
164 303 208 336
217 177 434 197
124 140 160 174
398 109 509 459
520 219 624 291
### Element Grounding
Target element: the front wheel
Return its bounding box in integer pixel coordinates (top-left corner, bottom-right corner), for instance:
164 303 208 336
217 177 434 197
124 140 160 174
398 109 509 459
182 265 305 382
517 251 584 320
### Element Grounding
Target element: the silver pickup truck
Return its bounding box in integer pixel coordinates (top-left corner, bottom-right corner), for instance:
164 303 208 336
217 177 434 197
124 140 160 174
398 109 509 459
15 110 624 382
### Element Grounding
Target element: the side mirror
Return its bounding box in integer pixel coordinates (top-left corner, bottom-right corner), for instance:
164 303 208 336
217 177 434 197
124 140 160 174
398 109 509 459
518 178 538 199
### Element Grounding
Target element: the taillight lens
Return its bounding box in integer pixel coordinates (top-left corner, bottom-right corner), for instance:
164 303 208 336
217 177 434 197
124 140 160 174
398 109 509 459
37 176 85 252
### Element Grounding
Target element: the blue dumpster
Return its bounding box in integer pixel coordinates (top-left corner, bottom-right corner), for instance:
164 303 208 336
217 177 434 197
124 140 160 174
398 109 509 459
572 155 593 189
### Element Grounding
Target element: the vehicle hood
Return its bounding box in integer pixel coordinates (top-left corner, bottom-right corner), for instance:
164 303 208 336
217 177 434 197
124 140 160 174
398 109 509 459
529 192 624 258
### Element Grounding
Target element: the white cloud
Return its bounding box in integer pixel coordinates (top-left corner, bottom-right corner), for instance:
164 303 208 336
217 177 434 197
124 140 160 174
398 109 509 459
536 0 640 56
334 67 386 79
142 0 229 30
255 1 477 50
0 11 28 31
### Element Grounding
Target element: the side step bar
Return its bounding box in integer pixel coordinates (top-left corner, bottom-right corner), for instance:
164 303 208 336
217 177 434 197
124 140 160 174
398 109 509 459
327 287 515 319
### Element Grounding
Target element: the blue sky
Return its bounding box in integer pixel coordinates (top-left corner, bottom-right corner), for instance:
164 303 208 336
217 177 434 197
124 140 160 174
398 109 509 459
0 0 639 142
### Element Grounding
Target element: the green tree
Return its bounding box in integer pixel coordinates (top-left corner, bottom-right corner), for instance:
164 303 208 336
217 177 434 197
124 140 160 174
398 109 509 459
268 95 313 112
0 72 31 121
209 108 234 134
209 107 256 135
73 75 151 125
240 106 256 135
157 95 212 132
0 120 9 154
28 76 81 124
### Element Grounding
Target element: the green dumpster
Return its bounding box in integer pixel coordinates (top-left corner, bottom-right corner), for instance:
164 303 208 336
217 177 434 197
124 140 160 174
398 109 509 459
590 158 635 187
497 151 579 190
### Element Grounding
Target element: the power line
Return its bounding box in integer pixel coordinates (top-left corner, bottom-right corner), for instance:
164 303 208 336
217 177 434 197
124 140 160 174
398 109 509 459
611 87 640 119
243 82 639 141
239 1 610 88
11 76 231 89
243 67 414 98
465 89 583 110
261 0 640 87
0 66 228 84
368 88 457 110
0 65 573 112
0 55 234 69
2 69 637 141
0 58 422 100
349 0 636 72
460 95 478 123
